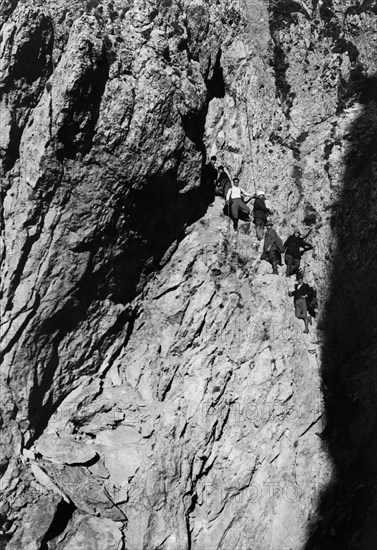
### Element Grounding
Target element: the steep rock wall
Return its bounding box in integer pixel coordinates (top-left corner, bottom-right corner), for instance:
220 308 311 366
1 0 377 548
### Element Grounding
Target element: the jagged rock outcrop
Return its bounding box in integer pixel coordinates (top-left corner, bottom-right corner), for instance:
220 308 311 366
1 0 377 548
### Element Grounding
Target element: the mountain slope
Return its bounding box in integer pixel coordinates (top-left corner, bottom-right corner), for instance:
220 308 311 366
2 0 377 548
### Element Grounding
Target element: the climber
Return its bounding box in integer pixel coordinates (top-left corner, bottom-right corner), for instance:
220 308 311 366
215 165 232 198
253 191 271 240
284 229 313 277
202 155 218 201
226 177 253 230
261 221 284 274
288 272 313 334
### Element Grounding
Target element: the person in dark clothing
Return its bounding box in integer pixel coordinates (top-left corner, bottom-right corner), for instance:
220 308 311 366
215 166 232 198
288 273 313 333
284 229 313 277
202 155 218 200
253 191 271 240
226 177 253 230
307 286 318 318
261 221 284 274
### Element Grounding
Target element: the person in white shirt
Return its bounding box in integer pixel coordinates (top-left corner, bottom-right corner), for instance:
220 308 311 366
226 177 253 230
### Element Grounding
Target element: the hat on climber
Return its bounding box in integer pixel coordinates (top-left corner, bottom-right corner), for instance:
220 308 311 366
257 190 265 196
294 228 301 236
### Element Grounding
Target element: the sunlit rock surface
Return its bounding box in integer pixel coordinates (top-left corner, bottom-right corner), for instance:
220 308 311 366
1 0 377 548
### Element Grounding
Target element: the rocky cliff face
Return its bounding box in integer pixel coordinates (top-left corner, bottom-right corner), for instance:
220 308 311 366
1 0 377 548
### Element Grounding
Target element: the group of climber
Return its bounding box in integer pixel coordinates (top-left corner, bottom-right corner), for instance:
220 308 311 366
262 225 313 277
205 157 317 334
261 219 317 334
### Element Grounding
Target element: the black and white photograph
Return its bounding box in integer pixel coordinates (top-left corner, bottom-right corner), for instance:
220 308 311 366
1 0 376 548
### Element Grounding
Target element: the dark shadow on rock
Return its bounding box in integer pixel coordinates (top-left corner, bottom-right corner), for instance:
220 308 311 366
1 11 54 172
22 114 218 443
206 48 225 100
39 500 76 550
201 159 218 203
16 47 228 444
117 168 214 303
55 41 109 161
23 155 215 442
113 58 227 303
304 82 377 549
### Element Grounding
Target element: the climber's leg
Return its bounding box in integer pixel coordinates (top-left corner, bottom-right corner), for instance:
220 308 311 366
290 257 301 277
285 254 293 276
254 219 264 240
256 225 264 240
295 298 309 333
268 250 278 274
231 200 240 231
303 316 309 333
294 298 307 319
231 199 239 219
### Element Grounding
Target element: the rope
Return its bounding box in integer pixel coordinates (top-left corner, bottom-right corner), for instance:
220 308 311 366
237 0 257 195
244 98 257 194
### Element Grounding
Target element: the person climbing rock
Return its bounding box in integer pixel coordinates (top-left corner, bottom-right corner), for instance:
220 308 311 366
215 165 231 198
261 221 284 274
253 191 271 240
226 177 253 230
284 229 313 277
288 272 313 333
202 155 218 201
